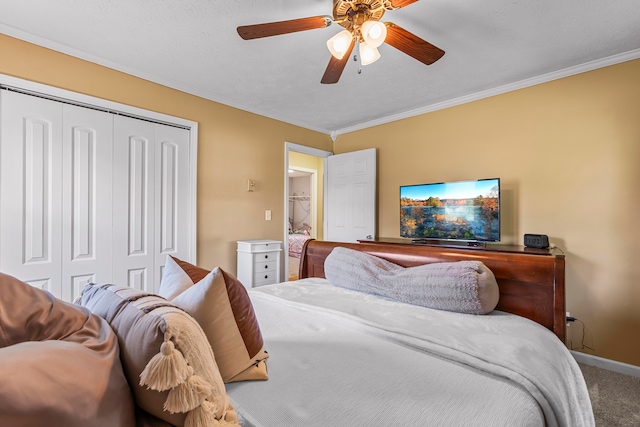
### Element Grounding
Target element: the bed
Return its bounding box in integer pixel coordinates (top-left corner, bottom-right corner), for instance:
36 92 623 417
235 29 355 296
0 240 594 426
226 240 594 427
287 232 312 258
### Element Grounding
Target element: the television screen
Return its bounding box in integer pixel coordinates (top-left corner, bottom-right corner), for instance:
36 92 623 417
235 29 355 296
400 178 500 242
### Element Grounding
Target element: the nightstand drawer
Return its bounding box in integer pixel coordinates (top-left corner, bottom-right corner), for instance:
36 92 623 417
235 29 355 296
256 252 278 262
237 240 282 253
253 271 278 286
255 260 277 272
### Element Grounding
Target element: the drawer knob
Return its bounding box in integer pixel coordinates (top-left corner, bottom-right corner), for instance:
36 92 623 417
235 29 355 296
264 275 268 279
264 255 268 259
264 265 268 269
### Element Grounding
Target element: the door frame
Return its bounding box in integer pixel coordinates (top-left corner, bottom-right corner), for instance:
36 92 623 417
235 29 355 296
284 142 332 280
0 73 199 263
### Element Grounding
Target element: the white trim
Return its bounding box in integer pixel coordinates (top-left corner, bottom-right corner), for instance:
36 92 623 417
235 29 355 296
0 73 199 264
333 48 640 137
286 142 333 158
571 350 640 378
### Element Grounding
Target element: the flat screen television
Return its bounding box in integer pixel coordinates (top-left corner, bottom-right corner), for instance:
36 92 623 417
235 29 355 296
400 178 500 243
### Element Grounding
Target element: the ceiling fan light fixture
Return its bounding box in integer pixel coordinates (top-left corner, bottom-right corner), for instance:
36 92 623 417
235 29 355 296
327 29 353 59
359 42 381 65
361 20 387 48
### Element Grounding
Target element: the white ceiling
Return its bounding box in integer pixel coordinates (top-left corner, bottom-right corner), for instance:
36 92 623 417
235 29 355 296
1 0 639 137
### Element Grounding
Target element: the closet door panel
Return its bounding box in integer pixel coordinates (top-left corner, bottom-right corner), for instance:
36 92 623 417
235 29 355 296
154 124 190 287
113 115 156 291
0 90 63 296
61 104 113 301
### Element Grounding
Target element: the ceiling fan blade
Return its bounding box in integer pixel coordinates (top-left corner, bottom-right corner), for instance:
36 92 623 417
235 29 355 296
320 38 355 84
386 0 419 9
237 16 331 40
384 22 445 66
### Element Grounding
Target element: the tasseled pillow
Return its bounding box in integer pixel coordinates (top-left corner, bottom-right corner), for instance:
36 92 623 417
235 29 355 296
78 284 239 427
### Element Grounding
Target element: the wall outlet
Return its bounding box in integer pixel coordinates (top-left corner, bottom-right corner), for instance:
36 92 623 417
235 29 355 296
265 209 271 221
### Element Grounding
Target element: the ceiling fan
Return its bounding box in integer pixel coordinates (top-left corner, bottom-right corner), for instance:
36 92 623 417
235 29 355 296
237 0 445 84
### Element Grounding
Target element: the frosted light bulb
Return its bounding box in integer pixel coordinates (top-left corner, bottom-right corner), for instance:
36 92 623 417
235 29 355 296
327 30 353 59
361 21 387 48
359 42 380 66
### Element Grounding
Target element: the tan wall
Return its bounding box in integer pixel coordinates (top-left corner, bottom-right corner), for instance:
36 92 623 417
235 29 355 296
3 33 639 366
334 59 640 366
289 151 324 240
0 34 332 274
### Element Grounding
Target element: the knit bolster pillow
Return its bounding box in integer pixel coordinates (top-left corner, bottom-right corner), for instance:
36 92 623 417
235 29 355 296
324 247 499 314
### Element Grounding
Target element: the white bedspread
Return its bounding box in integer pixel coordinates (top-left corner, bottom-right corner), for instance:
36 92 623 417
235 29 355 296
227 279 594 427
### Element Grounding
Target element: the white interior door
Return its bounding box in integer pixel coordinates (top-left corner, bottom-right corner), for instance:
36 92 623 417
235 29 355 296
325 148 377 242
0 90 63 295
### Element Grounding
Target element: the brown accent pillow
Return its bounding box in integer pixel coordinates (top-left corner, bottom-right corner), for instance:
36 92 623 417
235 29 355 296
0 273 135 427
78 283 239 427
171 255 209 283
159 256 269 383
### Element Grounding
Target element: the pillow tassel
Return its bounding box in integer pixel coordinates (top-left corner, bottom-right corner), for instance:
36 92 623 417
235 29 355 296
185 400 221 427
139 339 190 391
164 367 213 413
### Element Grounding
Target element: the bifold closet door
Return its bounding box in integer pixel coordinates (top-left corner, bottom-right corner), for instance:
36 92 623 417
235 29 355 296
0 91 113 301
61 104 113 301
1 90 191 298
112 115 190 293
0 91 64 296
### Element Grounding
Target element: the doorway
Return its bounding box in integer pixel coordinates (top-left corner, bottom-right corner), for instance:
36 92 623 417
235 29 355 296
284 142 332 280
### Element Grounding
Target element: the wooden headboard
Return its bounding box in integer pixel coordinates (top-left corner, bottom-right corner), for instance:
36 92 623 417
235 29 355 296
299 240 566 342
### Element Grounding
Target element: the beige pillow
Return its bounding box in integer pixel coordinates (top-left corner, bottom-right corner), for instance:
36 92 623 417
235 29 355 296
79 283 239 427
0 273 135 427
159 256 269 383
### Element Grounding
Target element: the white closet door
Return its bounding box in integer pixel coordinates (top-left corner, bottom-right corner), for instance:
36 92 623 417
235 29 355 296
112 117 190 293
112 115 156 292
0 90 64 295
1 89 193 299
154 125 190 285
61 104 113 301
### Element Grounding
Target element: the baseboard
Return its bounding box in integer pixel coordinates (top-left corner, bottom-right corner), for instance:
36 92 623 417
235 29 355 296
571 350 640 378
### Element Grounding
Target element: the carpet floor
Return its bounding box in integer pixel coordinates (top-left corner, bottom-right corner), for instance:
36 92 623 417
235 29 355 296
579 363 640 426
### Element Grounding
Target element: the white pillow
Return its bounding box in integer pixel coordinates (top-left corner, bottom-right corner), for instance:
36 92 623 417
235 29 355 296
159 255 193 300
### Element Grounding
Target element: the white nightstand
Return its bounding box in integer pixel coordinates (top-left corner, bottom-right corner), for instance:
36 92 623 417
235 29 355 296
236 240 282 289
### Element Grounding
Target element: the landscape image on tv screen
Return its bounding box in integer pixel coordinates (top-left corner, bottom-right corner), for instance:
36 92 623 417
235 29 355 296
400 178 500 242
